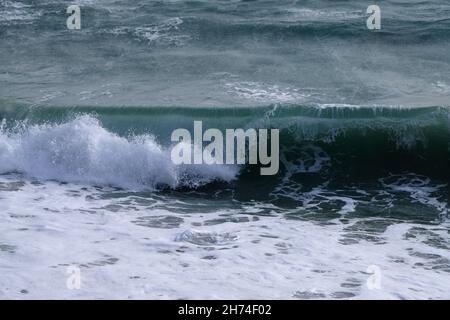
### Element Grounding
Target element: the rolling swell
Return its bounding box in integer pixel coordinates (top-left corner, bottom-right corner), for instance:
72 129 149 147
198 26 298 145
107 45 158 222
0 103 449 190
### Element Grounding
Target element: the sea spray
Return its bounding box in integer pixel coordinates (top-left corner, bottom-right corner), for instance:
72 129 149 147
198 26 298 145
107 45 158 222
0 115 239 190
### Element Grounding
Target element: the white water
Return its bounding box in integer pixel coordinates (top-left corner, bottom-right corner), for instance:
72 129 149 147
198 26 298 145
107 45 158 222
0 173 449 299
0 115 238 190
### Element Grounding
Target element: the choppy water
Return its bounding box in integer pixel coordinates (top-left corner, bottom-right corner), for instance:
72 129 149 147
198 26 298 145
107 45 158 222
0 0 449 299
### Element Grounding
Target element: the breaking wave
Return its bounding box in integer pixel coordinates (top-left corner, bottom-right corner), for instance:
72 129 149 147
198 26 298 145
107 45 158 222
0 115 238 190
0 103 449 190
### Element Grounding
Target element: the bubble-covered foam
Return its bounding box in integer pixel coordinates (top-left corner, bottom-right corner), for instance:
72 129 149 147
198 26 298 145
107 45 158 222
0 173 449 299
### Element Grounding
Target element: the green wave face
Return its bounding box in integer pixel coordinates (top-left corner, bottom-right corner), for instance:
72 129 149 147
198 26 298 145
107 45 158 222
1 103 449 181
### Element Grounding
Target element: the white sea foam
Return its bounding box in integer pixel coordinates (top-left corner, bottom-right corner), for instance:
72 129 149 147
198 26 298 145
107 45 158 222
103 18 190 45
224 81 310 103
0 115 239 190
380 174 448 214
0 174 449 299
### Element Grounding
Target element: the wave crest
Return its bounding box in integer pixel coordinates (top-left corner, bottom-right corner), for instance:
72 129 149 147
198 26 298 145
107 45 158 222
0 115 239 190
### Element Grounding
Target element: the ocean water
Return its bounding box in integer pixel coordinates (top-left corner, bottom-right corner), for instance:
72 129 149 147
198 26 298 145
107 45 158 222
0 0 449 299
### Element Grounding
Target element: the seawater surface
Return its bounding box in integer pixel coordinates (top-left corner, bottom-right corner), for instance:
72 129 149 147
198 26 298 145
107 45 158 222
0 0 450 299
